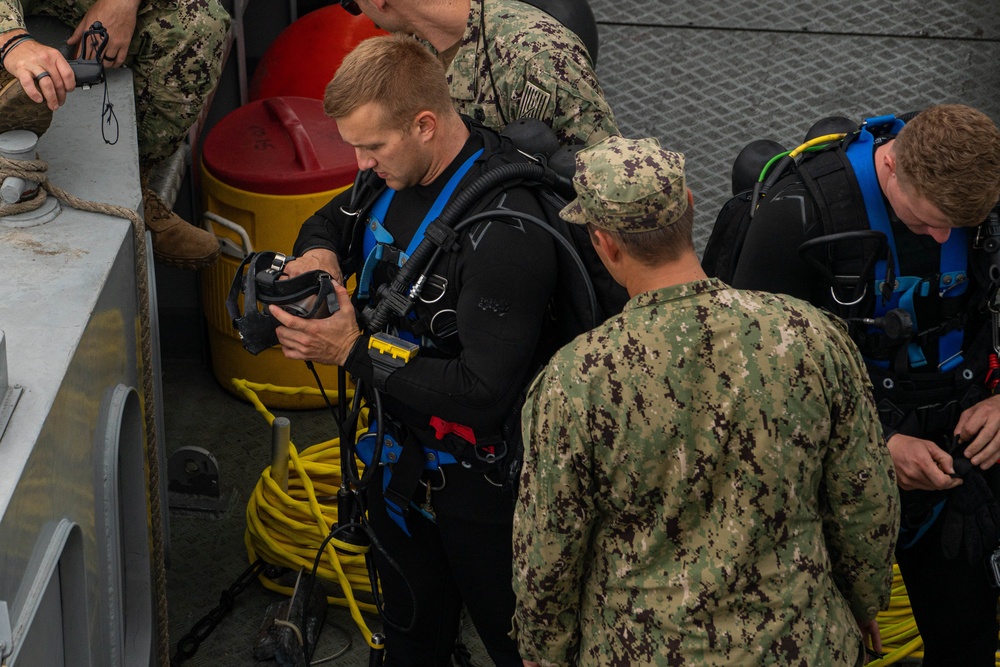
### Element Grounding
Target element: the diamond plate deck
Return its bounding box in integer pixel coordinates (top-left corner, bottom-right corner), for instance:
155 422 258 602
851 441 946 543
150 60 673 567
594 13 1000 252
593 0 1000 40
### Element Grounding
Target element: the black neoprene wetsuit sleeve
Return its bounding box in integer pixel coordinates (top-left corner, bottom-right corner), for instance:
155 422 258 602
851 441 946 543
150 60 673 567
344 186 557 433
293 189 360 275
730 175 823 303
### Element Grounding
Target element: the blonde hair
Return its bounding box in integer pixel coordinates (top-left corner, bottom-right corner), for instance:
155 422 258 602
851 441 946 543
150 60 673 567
893 104 1000 226
324 34 454 131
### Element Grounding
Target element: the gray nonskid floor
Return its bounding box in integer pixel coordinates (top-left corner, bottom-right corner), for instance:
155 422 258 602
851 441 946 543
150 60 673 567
164 358 491 665
165 358 392 666
164 0 999 663
594 1 998 254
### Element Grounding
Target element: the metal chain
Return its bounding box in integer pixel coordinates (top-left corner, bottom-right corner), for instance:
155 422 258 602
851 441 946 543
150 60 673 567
170 558 267 666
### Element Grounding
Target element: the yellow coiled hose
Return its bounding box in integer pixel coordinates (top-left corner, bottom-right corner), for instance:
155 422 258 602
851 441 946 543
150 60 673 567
234 378 381 647
868 563 1000 666
867 564 922 666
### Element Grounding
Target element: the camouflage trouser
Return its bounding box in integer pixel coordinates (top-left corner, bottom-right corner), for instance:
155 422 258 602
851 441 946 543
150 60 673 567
24 0 230 166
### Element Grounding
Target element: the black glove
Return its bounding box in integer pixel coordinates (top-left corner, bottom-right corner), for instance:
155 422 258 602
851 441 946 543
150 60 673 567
940 457 1000 564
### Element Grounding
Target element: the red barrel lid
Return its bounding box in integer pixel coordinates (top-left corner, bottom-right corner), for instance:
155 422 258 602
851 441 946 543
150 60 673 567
201 96 357 195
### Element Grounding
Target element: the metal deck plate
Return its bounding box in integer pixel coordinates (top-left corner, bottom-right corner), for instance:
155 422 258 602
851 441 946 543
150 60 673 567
594 0 1000 40
593 2 1000 252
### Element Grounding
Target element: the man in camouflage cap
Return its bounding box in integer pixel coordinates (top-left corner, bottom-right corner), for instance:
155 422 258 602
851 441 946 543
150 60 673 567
512 135 901 666
337 0 618 147
0 0 229 269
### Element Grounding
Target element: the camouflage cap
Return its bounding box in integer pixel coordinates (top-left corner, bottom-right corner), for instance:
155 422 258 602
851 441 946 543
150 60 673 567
560 136 688 233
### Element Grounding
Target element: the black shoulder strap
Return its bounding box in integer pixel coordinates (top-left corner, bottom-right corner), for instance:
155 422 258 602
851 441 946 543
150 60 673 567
796 139 869 236
795 139 889 313
466 121 538 215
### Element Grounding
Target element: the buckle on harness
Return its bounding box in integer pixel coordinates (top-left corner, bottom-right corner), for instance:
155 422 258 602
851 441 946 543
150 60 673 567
356 418 458 535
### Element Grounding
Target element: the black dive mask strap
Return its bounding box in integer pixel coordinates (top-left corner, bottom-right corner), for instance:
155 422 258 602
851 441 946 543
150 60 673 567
227 252 341 356
228 252 282 355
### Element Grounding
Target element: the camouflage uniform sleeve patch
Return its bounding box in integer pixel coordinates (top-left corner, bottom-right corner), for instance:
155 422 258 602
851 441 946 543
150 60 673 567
480 0 618 147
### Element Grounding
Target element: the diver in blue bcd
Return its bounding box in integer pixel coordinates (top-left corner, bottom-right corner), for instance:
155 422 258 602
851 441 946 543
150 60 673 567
729 104 1000 666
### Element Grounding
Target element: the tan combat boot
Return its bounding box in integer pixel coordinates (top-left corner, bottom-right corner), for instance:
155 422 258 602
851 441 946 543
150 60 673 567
141 175 221 270
0 67 53 136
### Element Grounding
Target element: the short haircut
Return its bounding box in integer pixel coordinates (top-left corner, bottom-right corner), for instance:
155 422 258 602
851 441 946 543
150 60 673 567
893 104 1000 226
588 202 695 266
324 34 454 131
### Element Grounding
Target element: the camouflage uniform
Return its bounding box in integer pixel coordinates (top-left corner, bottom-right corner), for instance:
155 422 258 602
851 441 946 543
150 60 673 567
512 136 900 666
0 0 230 166
443 0 618 147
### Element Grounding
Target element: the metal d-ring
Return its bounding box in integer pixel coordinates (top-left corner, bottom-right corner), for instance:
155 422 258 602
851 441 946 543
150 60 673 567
429 309 458 338
482 469 504 488
831 282 867 307
418 274 449 304
418 466 447 491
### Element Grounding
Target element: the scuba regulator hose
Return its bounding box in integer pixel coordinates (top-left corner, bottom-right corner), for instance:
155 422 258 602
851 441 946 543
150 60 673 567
749 133 849 218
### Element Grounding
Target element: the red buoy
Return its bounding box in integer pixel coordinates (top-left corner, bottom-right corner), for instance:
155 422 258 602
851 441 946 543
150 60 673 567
249 6 387 101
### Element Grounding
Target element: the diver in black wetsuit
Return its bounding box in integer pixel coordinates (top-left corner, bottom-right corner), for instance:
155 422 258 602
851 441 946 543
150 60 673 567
730 104 1000 666
270 34 556 666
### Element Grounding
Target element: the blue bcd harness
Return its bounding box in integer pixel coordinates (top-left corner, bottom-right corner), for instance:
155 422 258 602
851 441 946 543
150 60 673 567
844 115 969 372
354 149 484 535
357 149 484 302
355 420 457 536
846 115 975 547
